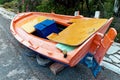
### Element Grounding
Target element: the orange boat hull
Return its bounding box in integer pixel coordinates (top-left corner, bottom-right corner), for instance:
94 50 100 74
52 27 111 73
10 12 116 67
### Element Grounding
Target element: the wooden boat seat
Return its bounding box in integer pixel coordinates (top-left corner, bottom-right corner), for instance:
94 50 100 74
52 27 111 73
21 16 49 33
47 18 108 46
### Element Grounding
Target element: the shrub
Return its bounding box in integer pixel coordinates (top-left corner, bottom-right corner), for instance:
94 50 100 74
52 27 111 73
18 0 41 12
3 0 18 12
0 0 13 4
36 0 80 15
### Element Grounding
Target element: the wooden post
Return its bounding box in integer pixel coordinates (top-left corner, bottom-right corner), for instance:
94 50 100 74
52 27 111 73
49 63 66 75
74 11 80 16
94 11 100 18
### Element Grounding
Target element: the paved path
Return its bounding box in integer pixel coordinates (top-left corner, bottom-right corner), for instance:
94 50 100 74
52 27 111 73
0 7 120 80
101 42 120 75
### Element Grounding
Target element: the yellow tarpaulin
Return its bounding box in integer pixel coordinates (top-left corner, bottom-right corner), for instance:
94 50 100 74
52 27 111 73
47 18 108 46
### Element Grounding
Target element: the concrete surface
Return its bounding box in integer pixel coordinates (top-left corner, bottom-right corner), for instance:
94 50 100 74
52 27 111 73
101 42 120 75
0 7 120 80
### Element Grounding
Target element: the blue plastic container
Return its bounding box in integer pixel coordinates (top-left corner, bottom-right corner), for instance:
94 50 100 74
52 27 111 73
34 19 59 38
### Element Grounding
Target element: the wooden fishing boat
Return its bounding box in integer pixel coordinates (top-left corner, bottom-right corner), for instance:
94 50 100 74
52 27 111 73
10 12 117 67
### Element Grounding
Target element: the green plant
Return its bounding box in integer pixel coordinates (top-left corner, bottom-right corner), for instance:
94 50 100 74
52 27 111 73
36 0 80 15
3 0 18 12
0 0 13 4
0 0 3 4
18 0 41 12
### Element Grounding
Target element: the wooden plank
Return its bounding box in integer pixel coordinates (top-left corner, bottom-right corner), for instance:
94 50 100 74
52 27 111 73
49 63 66 75
47 18 107 46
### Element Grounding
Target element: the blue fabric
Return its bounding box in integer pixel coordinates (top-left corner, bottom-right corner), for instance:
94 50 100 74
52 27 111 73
80 52 102 77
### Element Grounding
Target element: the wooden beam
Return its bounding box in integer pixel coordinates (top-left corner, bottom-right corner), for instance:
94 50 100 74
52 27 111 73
49 63 66 75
